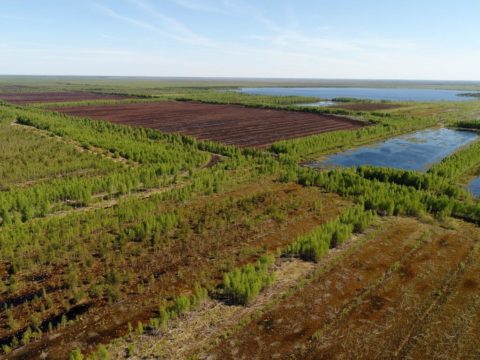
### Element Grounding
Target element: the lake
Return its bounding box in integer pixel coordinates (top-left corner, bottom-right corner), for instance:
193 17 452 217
306 128 478 172
239 87 477 102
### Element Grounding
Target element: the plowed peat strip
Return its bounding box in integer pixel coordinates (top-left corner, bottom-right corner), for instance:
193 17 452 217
0 92 132 104
405 244 480 359
212 218 480 360
211 217 427 359
305 221 480 360
53 102 365 147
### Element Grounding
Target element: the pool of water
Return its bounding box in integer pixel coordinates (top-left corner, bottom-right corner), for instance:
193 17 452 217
468 177 480 197
307 128 478 172
298 101 336 107
239 87 477 102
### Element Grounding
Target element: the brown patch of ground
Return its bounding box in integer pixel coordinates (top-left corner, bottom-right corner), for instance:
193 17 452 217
109 259 316 359
404 244 480 359
0 92 132 104
210 217 480 360
53 101 365 147
332 102 404 111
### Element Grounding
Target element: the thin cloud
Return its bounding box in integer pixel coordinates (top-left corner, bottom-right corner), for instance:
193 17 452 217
250 33 360 52
237 2 418 55
126 0 217 47
352 38 418 51
94 2 216 47
94 4 159 32
250 33 418 53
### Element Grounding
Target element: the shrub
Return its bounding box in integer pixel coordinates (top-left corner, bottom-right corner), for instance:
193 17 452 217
156 284 209 327
223 255 275 305
69 348 84 360
286 205 375 262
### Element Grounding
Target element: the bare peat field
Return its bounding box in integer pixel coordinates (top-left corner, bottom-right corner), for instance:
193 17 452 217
54 101 365 147
0 92 133 105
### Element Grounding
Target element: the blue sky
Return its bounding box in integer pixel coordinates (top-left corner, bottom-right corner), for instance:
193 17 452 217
1 0 480 79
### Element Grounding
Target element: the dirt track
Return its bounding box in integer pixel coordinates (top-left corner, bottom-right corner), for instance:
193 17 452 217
0 92 132 104
53 101 365 147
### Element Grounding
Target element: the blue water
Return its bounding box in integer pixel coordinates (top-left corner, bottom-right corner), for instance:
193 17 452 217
299 101 337 107
468 177 480 197
239 87 477 102
307 128 478 172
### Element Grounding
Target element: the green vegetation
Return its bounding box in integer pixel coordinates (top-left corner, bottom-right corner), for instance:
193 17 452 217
456 120 480 129
222 255 275 305
69 348 84 360
286 206 375 261
429 138 480 179
156 285 209 326
356 166 463 198
0 112 120 189
295 166 480 223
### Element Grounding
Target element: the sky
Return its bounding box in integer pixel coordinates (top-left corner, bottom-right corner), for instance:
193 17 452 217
1 0 480 79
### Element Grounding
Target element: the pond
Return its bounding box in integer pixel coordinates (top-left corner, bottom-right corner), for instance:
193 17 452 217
306 128 478 172
239 87 478 102
468 177 480 197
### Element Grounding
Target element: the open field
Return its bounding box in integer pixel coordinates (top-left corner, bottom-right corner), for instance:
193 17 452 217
52 101 365 147
0 92 133 105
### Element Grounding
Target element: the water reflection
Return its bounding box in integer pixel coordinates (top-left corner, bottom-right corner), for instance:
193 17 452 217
307 128 478 172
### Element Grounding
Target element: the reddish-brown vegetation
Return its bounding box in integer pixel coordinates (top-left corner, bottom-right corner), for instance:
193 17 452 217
54 101 365 147
0 92 132 104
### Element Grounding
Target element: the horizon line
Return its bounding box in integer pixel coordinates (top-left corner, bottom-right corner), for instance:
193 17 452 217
1 75 480 83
